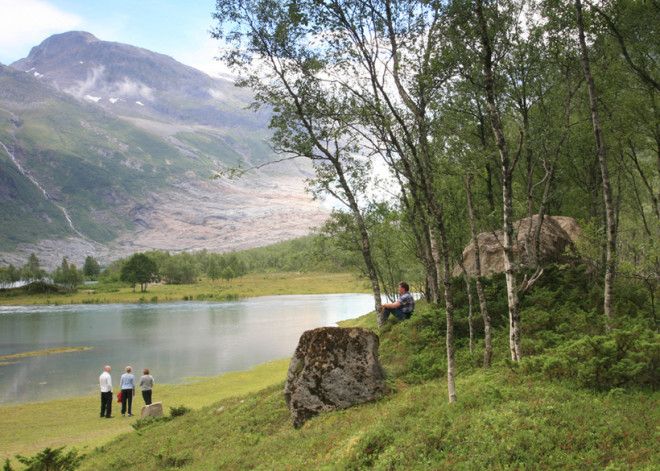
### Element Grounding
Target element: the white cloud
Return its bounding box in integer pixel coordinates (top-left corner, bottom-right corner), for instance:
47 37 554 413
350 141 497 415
64 65 105 97
113 79 154 100
173 35 237 81
0 0 82 64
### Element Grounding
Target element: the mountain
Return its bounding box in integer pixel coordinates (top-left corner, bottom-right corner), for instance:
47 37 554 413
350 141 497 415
0 33 323 269
12 31 268 130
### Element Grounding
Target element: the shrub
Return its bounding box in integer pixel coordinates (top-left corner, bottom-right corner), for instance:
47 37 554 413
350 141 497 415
522 326 659 390
15 446 83 471
169 405 191 417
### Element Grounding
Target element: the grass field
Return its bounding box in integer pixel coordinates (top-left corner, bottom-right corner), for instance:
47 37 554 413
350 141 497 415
0 272 371 306
0 360 290 460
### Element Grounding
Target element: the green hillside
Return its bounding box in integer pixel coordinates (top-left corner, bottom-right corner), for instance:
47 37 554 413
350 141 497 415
0 140 70 246
73 266 657 470
0 65 269 250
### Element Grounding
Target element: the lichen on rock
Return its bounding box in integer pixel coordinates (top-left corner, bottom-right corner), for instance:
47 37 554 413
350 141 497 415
284 327 386 428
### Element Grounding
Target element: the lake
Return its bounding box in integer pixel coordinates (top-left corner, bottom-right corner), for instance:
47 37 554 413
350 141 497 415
0 293 375 404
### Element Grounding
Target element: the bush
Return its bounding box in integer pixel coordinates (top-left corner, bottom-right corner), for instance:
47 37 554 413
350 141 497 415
522 326 659 390
169 405 191 417
15 446 83 471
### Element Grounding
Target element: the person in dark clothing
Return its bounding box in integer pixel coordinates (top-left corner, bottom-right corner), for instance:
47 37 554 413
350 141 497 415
380 281 415 321
140 368 154 405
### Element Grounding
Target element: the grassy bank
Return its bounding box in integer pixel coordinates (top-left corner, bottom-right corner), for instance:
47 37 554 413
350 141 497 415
3 266 657 469
0 272 370 306
81 370 658 470
74 307 657 470
0 360 290 459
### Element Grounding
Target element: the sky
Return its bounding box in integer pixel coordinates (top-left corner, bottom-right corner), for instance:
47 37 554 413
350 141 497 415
0 0 231 77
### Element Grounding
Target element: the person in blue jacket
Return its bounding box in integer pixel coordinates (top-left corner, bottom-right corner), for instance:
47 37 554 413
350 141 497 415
120 366 136 417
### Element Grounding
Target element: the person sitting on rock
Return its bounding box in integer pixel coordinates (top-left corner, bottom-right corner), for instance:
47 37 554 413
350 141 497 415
380 281 415 321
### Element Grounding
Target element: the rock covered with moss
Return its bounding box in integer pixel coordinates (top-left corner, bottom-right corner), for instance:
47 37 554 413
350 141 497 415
284 327 386 428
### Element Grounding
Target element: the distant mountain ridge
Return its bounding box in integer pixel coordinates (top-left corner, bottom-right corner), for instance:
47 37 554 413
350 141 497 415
0 32 323 269
11 31 267 129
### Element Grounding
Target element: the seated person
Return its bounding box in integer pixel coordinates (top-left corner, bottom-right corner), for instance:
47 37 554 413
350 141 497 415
380 281 414 321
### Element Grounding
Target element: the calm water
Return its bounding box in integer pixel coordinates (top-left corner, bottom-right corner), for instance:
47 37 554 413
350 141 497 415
0 294 374 404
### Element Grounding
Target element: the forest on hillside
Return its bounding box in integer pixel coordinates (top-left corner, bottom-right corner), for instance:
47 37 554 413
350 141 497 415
213 0 659 401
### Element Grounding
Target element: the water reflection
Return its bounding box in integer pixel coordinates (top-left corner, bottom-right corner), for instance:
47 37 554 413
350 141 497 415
0 294 374 403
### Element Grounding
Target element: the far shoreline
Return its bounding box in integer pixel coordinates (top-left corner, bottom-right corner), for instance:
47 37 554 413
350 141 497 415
0 272 371 307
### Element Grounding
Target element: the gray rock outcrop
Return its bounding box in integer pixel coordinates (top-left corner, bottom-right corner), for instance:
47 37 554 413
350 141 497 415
454 215 581 277
284 327 386 428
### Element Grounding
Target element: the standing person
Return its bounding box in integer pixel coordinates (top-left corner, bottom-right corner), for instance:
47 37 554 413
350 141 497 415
120 366 136 417
99 365 113 418
140 368 154 405
379 282 415 321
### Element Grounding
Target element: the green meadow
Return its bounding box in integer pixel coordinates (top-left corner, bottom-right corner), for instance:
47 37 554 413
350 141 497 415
0 360 290 459
0 272 370 306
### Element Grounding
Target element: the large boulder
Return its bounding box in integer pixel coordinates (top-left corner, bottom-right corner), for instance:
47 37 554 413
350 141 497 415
453 215 581 277
284 327 386 428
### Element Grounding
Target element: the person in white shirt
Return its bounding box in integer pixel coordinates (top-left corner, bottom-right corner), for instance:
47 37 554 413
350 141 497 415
99 365 113 418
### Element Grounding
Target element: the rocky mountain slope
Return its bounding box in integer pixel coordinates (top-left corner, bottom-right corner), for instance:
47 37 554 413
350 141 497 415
0 32 325 269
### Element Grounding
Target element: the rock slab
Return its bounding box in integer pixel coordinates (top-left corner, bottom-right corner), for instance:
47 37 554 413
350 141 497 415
141 402 163 419
284 327 386 428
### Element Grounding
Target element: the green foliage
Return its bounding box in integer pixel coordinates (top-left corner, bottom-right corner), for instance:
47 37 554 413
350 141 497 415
0 264 20 285
3 458 13 471
99 236 349 290
523 327 659 390
384 263 659 391
230 235 347 273
120 253 158 292
160 253 199 284
15 447 83 471
52 257 83 289
202 253 246 281
169 405 192 417
321 205 425 299
82 256 100 279
21 253 46 282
